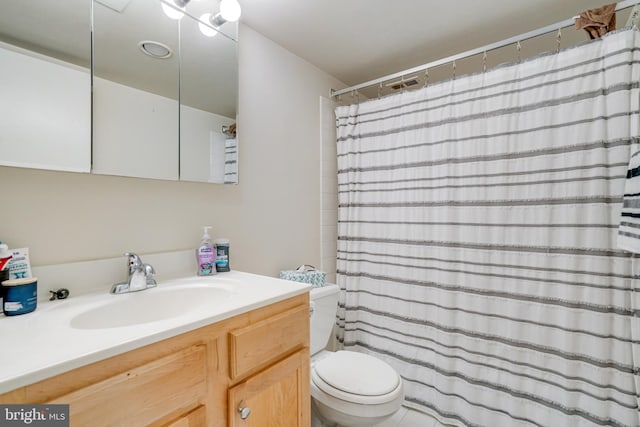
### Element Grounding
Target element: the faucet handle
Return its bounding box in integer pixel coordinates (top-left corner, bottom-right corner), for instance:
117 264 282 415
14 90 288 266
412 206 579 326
124 252 144 274
144 263 157 287
144 263 156 276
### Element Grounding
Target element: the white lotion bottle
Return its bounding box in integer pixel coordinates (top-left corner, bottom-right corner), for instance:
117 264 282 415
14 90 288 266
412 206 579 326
196 226 216 276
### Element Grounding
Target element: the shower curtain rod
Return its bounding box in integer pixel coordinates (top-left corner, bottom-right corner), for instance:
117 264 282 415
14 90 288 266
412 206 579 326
331 0 639 98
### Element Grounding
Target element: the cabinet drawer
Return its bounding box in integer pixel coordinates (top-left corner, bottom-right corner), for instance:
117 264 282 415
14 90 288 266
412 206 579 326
49 345 207 427
229 304 309 379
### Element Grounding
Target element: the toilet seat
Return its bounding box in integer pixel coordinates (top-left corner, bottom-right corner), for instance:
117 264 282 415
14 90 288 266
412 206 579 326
311 351 403 405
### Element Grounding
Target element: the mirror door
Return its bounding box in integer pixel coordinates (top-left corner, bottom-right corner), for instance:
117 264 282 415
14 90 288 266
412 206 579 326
0 0 91 173
179 5 238 184
92 0 180 180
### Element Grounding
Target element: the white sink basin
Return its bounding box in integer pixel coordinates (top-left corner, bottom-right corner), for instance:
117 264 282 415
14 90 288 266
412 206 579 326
70 284 232 329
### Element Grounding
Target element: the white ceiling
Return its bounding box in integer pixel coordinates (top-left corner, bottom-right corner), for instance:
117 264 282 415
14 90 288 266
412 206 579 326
0 0 238 118
239 0 616 87
0 0 624 104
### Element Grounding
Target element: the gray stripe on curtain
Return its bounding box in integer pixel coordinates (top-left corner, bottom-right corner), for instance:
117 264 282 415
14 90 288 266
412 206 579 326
339 197 623 207
620 220 640 229
405 393 533 427
344 311 639 354
338 59 640 128
351 341 638 420
338 270 637 316
622 198 640 208
337 251 630 277
338 162 629 186
336 27 640 426
338 220 618 228
619 230 640 240
346 320 640 397
337 257 631 291
336 84 640 142
338 236 630 257
359 344 631 427
338 175 624 193
339 139 633 173
336 47 640 122
338 112 639 158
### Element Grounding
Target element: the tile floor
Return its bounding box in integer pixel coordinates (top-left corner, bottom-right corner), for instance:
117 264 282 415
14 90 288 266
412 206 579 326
373 406 450 427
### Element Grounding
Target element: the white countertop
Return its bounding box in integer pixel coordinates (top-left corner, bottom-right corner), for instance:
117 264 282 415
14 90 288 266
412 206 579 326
0 271 310 394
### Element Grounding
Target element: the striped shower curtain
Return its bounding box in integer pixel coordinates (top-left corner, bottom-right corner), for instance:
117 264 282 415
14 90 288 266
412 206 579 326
335 28 640 426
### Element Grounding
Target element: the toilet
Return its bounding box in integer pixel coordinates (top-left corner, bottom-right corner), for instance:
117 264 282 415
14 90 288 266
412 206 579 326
310 285 404 426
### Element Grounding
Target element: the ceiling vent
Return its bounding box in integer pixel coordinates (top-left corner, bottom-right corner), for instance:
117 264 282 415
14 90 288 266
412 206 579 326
387 77 420 91
138 41 173 59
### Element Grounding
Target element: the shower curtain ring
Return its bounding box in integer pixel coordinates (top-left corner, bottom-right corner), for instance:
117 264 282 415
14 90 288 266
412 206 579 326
452 60 456 79
378 82 383 98
516 40 522 62
556 28 562 53
424 69 429 87
482 51 487 72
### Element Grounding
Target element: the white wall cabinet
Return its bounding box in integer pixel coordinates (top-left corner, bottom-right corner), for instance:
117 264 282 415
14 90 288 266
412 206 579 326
0 45 91 173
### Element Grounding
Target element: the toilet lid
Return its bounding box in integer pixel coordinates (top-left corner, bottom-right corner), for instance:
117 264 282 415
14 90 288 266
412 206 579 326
314 351 400 396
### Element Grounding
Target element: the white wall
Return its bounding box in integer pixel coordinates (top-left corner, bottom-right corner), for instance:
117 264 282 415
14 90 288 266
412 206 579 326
0 24 344 281
320 97 338 284
92 77 179 180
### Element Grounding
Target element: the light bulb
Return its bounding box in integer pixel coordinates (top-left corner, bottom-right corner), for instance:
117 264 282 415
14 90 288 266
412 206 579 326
161 1 185 20
219 0 241 22
199 13 219 37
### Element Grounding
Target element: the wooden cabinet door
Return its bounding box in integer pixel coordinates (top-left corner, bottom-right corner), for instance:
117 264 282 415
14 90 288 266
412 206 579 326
228 349 310 427
163 405 206 427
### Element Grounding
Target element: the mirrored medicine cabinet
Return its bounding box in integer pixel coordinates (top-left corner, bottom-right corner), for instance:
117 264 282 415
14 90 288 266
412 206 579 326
0 0 238 184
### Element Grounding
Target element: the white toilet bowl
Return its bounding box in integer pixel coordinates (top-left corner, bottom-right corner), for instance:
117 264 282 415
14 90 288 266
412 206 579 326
309 285 404 427
310 350 404 427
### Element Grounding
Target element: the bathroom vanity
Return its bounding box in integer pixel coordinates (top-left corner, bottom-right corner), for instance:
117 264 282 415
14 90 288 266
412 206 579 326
0 272 310 426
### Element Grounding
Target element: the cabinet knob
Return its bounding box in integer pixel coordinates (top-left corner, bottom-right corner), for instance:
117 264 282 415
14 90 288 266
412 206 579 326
238 401 251 420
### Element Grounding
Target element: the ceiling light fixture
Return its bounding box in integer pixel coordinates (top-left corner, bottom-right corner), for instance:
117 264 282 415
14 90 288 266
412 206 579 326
198 13 221 37
198 0 241 37
161 0 191 20
219 0 241 22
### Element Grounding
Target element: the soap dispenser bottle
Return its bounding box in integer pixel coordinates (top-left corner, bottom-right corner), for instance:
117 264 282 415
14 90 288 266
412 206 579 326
196 226 216 276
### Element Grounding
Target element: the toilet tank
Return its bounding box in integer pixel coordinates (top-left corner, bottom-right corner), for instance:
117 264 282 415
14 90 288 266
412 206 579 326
310 284 340 356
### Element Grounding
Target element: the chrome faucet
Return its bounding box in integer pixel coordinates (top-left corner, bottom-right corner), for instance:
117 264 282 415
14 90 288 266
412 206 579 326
110 252 157 294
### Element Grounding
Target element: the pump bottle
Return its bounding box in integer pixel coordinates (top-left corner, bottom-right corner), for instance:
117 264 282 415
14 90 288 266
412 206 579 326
196 226 216 276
